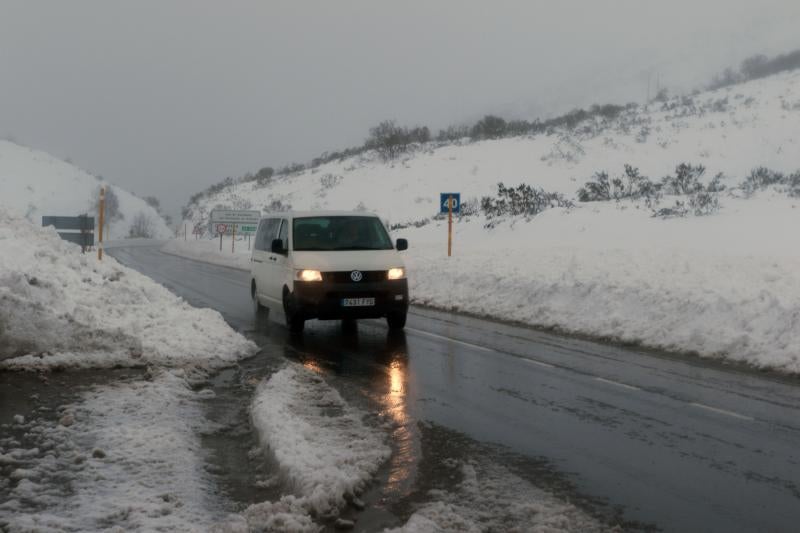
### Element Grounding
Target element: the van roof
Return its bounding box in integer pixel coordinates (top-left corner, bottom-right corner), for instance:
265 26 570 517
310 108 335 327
260 210 381 219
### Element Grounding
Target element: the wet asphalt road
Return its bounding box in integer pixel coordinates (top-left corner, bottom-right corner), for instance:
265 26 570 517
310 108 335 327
107 243 800 533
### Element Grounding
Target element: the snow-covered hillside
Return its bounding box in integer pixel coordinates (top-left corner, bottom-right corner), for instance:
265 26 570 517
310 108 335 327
183 70 800 227
174 71 800 373
0 140 171 239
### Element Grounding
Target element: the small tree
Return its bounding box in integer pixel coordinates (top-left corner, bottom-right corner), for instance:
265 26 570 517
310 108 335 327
255 166 274 186
471 115 507 140
367 120 410 160
129 212 155 238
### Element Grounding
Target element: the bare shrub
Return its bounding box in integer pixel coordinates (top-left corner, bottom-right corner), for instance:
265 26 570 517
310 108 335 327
128 212 155 238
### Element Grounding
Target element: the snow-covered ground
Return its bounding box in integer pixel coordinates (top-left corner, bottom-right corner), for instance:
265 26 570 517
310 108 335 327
0 139 171 239
217 363 391 532
162 236 251 271
0 207 256 369
1 370 229 532
404 192 800 373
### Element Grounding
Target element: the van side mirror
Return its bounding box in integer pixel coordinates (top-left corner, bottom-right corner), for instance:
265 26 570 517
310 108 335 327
396 238 408 251
271 238 285 254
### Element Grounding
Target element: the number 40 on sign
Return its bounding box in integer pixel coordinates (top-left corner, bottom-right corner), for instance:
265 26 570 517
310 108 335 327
439 193 460 257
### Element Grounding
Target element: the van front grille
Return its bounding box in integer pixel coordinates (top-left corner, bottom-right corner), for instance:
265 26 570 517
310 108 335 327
323 271 387 283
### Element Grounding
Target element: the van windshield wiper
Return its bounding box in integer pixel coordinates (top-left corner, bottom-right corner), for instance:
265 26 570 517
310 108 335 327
334 246 390 250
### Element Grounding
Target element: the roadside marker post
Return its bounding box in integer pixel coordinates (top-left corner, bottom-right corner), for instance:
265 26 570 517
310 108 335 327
448 195 452 257
232 223 236 253
439 192 460 257
184 223 187 241
98 186 105 261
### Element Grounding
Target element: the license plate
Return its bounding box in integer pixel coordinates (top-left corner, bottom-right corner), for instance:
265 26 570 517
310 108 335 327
341 297 375 307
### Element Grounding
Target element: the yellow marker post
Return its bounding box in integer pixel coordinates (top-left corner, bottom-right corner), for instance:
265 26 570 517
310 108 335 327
447 194 453 257
97 186 105 261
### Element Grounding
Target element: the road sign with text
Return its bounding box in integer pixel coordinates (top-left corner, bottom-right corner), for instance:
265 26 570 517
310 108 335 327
439 193 461 214
210 209 261 226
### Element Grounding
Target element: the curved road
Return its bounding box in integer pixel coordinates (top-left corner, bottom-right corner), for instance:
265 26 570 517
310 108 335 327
110 243 800 532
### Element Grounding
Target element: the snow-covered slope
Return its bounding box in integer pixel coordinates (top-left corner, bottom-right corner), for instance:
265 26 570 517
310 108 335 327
174 71 800 373
184 70 800 227
0 140 171 239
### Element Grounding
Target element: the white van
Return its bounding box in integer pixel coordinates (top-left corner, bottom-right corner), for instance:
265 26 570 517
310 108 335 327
250 211 409 332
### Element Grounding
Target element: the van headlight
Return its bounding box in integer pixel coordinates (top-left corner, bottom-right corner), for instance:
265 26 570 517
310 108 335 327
295 269 323 282
387 267 405 280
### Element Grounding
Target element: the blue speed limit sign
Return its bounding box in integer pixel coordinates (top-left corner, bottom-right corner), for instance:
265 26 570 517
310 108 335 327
440 193 461 214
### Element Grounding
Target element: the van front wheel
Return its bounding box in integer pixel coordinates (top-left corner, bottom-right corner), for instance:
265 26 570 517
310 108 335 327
386 312 407 330
252 281 266 316
283 289 305 333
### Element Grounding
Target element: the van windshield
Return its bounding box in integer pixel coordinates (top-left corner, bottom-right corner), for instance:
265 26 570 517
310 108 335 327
293 216 394 251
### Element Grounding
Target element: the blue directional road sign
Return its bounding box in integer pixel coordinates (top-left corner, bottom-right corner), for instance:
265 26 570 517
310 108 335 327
440 193 461 214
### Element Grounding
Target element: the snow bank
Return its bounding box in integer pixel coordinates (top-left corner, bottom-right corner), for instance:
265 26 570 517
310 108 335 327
386 458 606 532
229 363 390 530
0 207 256 369
0 140 171 239
162 237 250 271
405 193 800 372
0 370 225 531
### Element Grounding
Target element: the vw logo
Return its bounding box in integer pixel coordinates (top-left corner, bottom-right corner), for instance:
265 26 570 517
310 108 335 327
350 270 363 282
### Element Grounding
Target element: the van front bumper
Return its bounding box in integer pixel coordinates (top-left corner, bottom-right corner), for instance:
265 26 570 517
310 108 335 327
292 278 409 320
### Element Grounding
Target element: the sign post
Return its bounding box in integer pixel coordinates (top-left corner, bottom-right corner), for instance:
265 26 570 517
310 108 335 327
42 215 95 252
98 186 105 261
231 223 236 253
439 193 460 257
216 224 228 251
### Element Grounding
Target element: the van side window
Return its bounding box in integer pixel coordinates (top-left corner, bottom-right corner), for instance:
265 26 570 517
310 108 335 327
255 219 278 251
277 219 289 253
254 221 266 251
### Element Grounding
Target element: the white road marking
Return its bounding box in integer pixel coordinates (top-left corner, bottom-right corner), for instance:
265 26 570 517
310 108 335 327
593 377 641 391
690 402 754 421
406 328 494 352
524 359 556 369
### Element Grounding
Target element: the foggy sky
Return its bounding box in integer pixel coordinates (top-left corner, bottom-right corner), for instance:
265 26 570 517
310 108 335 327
2 1 799 220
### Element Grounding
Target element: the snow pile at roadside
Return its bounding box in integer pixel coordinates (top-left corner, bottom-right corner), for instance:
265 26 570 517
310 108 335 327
162 237 251 271
0 139 171 239
387 458 607 533
404 193 800 372
0 207 256 369
0 370 226 531
225 363 390 531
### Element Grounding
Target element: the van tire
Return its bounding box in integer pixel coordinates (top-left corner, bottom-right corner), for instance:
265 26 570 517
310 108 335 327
386 312 407 330
283 288 305 333
252 281 266 316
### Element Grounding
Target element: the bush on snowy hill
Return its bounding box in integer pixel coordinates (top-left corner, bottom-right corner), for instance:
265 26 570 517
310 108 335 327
480 183 573 222
741 167 800 197
0 207 256 370
577 163 725 217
